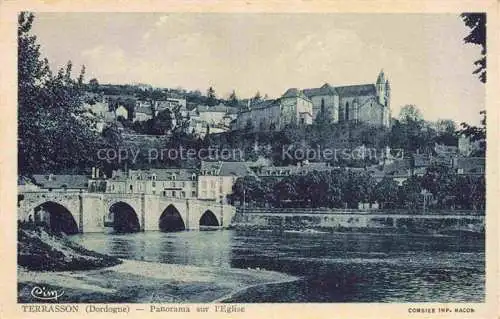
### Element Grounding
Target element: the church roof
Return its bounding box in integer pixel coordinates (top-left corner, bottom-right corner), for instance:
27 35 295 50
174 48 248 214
335 84 377 97
303 83 338 97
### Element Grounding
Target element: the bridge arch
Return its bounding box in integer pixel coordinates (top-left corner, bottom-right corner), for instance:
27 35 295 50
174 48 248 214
108 201 141 233
159 204 186 232
31 201 79 235
199 210 220 228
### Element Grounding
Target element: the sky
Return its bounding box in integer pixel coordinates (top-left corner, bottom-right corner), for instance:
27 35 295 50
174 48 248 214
32 13 485 125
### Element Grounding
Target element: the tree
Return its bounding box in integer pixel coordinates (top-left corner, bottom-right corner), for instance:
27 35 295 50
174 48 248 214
461 13 486 83
88 78 99 92
373 178 400 208
458 110 486 156
152 109 174 135
435 119 458 146
399 104 423 124
207 86 217 106
274 177 297 207
229 176 264 206
228 90 238 107
18 12 99 174
398 176 423 210
254 91 262 101
420 163 457 208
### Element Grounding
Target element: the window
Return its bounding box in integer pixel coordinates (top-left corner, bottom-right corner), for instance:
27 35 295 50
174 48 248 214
345 102 349 120
152 190 156 195
191 191 196 197
172 182 176 188
172 191 176 197
152 181 156 187
163 191 166 197
321 98 325 113
152 174 157 181
129 185 133 192
181 181 185 187
192 181 196 188
210 180 216 188
181 191 185 198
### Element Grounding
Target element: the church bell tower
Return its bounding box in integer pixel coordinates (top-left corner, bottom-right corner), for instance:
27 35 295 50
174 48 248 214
376 69 386 105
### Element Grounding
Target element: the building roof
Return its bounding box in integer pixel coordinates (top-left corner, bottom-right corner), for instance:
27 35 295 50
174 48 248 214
241 99 278 112
258 162 332 176
200 161 254 177
111 168 197 181
281 88 312 100
302 83 338 97
32 174 89 189
382 158 412 174
335 84 377 97
197 104 237 113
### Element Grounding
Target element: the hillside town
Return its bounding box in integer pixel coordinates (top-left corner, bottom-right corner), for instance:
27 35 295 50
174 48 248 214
18 60 487 212
18 49 487 212
15 11 488 305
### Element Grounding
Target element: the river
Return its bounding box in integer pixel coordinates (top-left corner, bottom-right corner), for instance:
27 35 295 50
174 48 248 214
71 229 484 302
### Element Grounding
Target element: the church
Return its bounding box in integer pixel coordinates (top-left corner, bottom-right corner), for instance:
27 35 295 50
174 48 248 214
233 70 391 131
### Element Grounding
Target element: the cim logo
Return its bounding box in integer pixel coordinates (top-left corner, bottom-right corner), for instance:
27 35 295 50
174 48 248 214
30 286 64 301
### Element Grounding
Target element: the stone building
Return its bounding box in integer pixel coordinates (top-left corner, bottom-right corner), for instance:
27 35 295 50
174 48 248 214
234 88 313 131
303 70 391 127
106 169 198 199
198 161 254 203
233 70 390 131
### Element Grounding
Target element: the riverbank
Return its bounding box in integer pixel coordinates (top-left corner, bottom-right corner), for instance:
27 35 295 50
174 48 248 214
18 259 297 303
18 227 122 271
230 212 485 236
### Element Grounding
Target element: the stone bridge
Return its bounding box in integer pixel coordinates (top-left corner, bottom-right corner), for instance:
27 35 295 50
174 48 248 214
17 191 236 233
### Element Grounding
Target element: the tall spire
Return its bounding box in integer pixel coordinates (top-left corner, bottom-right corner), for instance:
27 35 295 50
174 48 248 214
376 69 385 84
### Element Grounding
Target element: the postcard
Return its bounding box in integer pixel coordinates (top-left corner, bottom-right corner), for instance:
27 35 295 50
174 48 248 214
0 1 498 318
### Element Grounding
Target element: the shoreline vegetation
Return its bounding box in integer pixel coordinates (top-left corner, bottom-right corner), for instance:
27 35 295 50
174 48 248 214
17 226 297 303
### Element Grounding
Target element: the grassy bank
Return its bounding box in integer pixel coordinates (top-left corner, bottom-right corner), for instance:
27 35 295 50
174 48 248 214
18 226 122 271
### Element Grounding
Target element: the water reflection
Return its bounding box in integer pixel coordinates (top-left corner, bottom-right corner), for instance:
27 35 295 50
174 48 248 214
71 229 484 302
